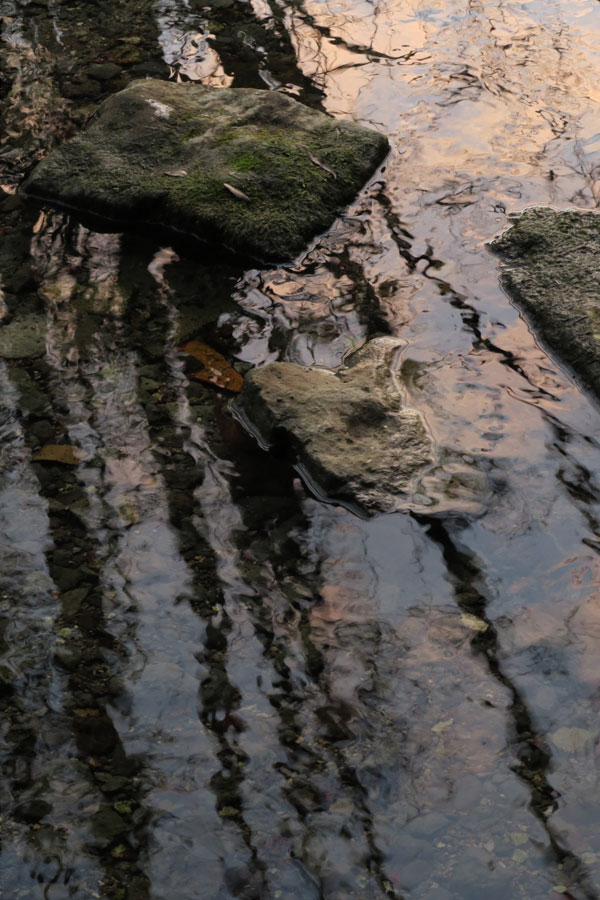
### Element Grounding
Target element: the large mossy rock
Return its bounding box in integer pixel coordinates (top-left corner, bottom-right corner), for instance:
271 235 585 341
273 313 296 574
235 338 433 514
21 79 389 261
491 207 600 398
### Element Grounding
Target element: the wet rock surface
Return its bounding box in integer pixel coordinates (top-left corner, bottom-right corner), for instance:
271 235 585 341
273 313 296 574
491 207 600 399
21 79 389 261
237 337 433 513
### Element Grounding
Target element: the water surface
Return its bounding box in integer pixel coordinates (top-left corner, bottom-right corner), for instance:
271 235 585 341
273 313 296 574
3 0 600 897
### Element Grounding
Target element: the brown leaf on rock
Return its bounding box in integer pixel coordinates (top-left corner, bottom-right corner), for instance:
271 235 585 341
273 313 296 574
180 340 243 393
33 444 83 465
308 152 337 179
223 182 250 202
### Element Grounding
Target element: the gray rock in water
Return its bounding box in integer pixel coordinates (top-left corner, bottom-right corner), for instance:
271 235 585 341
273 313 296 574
490 206 600 398
235 337 433 514
21 79 389 261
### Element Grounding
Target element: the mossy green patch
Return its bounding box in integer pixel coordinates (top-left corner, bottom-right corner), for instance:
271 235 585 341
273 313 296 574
491 207 600 401
230 151 263 171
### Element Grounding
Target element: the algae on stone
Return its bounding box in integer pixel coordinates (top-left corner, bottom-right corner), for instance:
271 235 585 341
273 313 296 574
490 207 600 399
22 79 389 261
0 313 47 359
235 337 433 514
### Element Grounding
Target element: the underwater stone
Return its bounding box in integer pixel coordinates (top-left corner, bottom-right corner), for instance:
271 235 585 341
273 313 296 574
491 207 600 399
87 63 122 82
13 799 53 824
21 79 389 261
92 805 128 848
236 337 433 514
0 313 46 359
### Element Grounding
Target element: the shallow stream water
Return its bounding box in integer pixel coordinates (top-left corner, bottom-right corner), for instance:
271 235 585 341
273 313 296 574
3 0 600 898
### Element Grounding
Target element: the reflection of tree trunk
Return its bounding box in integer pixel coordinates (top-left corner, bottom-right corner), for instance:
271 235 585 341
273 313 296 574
121 235 273 887
12 366 153 899
190 0 324 105
419 515 600 900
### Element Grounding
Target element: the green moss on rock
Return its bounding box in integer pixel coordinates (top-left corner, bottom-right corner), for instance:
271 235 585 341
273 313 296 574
490 207 600 400
21 79 389 261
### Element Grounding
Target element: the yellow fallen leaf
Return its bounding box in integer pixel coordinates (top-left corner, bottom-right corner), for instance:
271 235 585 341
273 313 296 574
460 613 488 633
33 444 83 465
180 340 243 393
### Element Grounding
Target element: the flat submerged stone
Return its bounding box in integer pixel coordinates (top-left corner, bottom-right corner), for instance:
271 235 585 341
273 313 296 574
235 337 433 514
21 79 389 261
490 207 600 398
0 313 47 359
